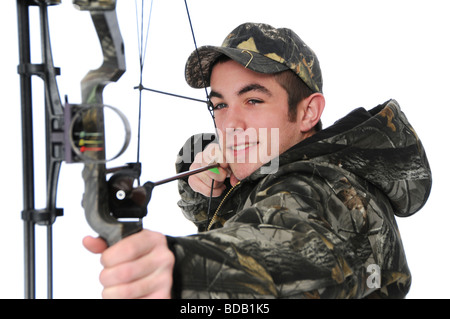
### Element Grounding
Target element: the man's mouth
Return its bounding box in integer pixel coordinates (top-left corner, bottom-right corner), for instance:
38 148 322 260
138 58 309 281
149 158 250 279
229 142 258 151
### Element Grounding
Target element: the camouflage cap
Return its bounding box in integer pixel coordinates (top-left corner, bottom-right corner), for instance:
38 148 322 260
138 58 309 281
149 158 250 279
185 22 322 93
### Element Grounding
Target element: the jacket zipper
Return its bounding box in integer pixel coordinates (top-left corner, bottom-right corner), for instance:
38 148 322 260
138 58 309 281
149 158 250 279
207 181 241 231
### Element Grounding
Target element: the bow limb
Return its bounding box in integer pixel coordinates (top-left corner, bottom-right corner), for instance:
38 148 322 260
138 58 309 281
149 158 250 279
74 1 142 246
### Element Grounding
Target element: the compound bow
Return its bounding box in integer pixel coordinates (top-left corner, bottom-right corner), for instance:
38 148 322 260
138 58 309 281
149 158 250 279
17 0 212 299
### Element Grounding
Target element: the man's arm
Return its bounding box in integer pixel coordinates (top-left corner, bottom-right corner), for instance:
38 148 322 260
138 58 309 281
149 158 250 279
170 169 410 299
168 197 366 298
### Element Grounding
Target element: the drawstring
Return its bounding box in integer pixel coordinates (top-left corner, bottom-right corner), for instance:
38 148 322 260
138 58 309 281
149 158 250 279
185 0 219 224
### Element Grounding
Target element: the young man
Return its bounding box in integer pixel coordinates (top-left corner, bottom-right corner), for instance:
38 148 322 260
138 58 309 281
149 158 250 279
83 23 432 299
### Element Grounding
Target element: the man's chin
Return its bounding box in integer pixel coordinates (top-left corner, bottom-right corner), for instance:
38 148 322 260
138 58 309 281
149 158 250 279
229 162 262 182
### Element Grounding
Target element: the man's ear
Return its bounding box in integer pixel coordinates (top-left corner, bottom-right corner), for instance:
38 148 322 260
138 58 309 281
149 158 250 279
298 93 325 132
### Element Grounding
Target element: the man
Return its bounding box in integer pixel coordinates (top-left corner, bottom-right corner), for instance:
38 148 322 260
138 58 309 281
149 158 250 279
84 23 432 298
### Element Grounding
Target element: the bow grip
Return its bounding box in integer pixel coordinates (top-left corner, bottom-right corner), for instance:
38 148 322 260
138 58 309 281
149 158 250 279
82 162 143 246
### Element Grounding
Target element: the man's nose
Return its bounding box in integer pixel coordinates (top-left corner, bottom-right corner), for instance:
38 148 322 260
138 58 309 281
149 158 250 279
222 105 246 132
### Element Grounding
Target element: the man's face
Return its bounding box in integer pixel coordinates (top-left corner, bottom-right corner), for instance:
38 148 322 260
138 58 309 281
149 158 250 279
209 59 305 181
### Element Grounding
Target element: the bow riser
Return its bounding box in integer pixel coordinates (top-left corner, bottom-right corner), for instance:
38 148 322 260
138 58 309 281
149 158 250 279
75 3 142 246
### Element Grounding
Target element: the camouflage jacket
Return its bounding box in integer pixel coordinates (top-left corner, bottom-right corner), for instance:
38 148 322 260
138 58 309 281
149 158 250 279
167 99 432 298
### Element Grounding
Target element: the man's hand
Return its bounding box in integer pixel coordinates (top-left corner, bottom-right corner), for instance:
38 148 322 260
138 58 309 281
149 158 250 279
188 143 238 197
83 230 175 299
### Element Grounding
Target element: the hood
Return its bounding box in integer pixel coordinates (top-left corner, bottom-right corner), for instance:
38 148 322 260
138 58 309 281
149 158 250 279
255 99 432 217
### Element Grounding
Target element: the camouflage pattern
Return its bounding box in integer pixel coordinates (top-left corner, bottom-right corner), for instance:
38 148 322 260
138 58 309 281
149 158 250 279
169 99 432 298
185 22 323 93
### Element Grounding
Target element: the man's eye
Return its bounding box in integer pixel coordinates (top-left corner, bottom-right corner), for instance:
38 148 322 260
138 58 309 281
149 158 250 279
248 99 263 105
213 103 227 110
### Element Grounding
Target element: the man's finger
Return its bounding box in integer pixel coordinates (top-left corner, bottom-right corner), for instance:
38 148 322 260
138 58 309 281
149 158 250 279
100 230 165 267
83 236 108 254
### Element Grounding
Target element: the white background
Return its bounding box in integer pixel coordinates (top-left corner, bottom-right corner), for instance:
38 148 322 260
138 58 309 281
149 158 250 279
1 0 448 299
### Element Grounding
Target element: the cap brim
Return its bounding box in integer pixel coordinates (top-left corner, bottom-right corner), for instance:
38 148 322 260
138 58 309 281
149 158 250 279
185 45 290 88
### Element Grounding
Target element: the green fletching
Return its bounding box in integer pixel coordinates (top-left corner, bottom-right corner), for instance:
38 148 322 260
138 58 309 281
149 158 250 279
208 167 220 174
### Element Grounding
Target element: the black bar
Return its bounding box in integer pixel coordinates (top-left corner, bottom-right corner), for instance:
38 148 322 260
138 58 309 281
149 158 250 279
17 0 36 299
47 225 53 299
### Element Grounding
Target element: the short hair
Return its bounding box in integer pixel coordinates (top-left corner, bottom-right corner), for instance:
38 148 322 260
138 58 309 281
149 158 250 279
273 70 322 131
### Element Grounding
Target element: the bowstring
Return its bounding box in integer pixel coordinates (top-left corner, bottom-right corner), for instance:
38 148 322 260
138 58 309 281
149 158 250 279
135 0 154 169
184 0 218 223
184 0 210 107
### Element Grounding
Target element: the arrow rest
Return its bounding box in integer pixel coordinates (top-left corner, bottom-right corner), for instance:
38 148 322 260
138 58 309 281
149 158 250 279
107 162 152 219
106 162 221 220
